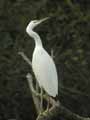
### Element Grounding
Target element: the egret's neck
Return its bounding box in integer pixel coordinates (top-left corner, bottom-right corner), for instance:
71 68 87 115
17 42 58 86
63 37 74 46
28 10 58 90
29 30 43 47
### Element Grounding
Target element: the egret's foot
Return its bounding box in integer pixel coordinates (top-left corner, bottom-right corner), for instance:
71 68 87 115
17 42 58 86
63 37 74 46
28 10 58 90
39 109 44 115
42 108 50 116
39 111 43 116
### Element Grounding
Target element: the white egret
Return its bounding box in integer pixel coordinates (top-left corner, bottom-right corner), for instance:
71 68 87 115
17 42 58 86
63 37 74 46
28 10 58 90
26 17 58 112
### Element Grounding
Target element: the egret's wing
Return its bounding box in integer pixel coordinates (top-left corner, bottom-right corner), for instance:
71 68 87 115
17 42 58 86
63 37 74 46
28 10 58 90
32 48 58 97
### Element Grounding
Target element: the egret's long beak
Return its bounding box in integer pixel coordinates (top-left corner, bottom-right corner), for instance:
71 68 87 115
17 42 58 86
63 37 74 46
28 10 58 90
37 17 50 25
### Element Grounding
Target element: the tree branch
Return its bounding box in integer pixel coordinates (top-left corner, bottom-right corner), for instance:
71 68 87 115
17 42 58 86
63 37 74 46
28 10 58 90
26 73 90 120
18 52 32 67
18 51 90 120
26 73 41 114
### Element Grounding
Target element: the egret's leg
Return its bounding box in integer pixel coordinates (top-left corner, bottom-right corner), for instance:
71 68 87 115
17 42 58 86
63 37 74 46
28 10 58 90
36 81 39 93
40 87 43 113
46 96 50 112
42 94 50 115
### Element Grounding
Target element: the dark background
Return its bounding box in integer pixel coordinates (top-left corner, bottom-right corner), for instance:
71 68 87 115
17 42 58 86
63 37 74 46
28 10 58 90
0 0 90 120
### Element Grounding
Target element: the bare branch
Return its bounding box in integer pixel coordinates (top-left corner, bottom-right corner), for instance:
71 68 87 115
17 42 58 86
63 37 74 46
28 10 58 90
37 103 90 120
26 73 90 120
26 73 41 114
18 52 32 67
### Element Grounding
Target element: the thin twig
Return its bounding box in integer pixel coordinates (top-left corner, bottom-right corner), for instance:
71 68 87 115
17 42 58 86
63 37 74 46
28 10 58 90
18 52 32 67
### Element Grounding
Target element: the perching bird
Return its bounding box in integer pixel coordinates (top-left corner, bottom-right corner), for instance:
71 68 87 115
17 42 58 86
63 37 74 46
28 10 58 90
26 17 58 111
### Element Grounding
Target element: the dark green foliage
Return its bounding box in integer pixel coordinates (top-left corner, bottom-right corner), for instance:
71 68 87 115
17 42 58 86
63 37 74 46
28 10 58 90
0 0 90 119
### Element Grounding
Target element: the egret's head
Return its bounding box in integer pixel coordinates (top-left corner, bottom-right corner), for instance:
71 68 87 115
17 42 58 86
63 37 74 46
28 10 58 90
26 17 49 34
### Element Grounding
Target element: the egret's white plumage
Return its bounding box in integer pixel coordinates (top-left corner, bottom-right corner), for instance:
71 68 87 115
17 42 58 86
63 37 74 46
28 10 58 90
26 17 58 97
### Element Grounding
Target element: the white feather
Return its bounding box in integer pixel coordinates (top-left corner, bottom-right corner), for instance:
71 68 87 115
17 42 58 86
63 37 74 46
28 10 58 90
32 46 58 97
